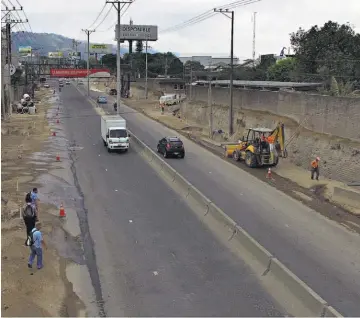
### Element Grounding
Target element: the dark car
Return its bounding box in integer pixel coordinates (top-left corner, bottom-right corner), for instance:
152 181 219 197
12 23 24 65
157 136 185 158
109 89 117 95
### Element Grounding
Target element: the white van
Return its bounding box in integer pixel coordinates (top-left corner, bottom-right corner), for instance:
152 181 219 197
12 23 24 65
159 94 179 106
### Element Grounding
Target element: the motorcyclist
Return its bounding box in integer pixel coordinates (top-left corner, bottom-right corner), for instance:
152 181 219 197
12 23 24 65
113 102 117 112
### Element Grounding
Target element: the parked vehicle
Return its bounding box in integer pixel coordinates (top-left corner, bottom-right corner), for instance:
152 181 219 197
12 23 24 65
101 115 130 153
66 81 70 85
44 84 50 88
97 96 108 104
157 136 185 158
109 88 117 95
159 94 180 106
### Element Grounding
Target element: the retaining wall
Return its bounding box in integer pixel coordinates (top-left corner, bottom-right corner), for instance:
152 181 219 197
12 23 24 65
188 86 360 141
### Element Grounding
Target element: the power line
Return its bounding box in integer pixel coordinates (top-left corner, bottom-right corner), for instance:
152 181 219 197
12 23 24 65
160 0 261 34
94 4 112 31
87 3 107 29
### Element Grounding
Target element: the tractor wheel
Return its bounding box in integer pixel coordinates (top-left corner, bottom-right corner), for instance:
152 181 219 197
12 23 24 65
232 150 241 162
245 151 257 168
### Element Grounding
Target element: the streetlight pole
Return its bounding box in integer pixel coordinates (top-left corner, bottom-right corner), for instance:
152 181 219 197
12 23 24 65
107 0 133 114
82 29 95 96
145 39 148 99
214 8 234 136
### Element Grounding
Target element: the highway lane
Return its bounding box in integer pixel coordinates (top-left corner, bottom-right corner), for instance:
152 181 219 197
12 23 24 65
60 85 286 316
86 86 360 316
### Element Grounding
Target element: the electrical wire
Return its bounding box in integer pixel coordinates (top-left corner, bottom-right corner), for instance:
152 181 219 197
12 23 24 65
87 3 107 29
97 1 135 32
160 0 261 34
93 4 113 31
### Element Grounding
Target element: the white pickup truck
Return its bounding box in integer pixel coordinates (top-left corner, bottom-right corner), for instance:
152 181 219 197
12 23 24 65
101 115 130 153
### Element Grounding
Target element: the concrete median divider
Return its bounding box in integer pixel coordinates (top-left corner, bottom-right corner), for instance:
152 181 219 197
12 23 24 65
128 129 343 317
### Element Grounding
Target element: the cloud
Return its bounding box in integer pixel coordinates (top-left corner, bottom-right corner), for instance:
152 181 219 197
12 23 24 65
13 0 360 60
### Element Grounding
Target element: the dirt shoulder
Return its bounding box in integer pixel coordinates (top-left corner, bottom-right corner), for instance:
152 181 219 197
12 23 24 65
1 89 84 317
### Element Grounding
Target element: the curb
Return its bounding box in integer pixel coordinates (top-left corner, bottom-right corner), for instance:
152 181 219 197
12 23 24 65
129 130 343 318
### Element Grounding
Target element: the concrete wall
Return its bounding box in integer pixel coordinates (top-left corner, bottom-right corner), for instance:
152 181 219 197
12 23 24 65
135 78 186 95
189 86 360 141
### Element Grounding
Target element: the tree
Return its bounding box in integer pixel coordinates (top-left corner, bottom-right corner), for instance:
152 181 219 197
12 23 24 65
290 21 360 83
101 54 117 70
135 40 143 53
267 58 298 82
184 60 205 72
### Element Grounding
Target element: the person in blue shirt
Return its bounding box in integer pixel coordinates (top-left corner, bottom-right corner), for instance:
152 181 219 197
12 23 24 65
28 222 47 269
30 188 39 217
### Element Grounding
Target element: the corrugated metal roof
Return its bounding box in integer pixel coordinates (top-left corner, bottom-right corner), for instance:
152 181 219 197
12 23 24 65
195 80 322 88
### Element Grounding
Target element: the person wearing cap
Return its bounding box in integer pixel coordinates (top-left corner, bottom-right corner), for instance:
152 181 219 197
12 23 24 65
310 157 320 180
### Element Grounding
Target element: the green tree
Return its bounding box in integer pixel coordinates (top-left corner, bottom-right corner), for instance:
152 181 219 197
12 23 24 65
184 60 205 72
267 58 298 81
101 54 117 70
135 40 143 53
290 21 360 82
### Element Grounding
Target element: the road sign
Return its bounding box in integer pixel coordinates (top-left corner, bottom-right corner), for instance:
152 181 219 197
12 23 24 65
115 24 158 41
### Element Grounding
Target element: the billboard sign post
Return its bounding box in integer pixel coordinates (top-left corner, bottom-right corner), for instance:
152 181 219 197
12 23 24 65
115 24 158 41
48 52 64 58
88 44 111 54
19 46 32 54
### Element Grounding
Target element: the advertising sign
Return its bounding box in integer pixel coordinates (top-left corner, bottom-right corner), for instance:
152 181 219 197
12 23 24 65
69 52 81 59
115 24 158 41
89 44 111 54
19 46 32 54
48 52 64 58
50 68 110 78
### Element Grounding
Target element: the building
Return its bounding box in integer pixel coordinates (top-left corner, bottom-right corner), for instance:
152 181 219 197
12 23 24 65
179 55 240 71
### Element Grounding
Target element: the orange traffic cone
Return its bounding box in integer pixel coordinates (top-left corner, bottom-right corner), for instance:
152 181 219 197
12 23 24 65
59 203 66 217
56 153 60 161
266 168 272 179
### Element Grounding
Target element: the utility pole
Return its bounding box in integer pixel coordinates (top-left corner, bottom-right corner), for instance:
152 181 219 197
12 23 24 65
145 40 151 99
252 12 257 67
2 7 26 116
107 0 133 114
81 29 95 96
214 8 234 136
208 75 213 139
73 39 81 68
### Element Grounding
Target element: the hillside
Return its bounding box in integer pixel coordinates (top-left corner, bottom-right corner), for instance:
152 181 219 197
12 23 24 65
11 31 157 57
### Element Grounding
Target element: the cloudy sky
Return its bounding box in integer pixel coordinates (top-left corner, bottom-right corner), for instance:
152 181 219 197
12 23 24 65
10 0 360 60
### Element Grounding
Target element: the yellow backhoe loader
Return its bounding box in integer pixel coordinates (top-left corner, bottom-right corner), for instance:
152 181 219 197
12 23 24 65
224 122 287 168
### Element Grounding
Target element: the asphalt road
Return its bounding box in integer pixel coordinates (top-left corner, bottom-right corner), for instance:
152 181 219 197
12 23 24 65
59 85 286 316
86 85 360 316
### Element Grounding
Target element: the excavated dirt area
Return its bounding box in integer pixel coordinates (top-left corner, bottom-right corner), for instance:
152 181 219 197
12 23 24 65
1 89 85 317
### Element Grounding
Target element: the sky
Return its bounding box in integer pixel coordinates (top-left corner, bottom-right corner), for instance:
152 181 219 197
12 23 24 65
8 0 360 61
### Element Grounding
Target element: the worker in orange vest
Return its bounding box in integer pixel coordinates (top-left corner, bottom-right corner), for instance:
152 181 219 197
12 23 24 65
310 157 320 180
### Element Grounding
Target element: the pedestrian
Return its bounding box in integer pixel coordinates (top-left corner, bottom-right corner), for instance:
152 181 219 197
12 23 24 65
310 156 320 180
23 195 37 238
28 222 47 270
30 187 40 217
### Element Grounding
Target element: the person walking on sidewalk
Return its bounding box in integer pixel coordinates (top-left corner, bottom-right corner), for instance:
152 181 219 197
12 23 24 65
23 195 37 237
28 222 47 270
30 188 40 217
311 156 320 180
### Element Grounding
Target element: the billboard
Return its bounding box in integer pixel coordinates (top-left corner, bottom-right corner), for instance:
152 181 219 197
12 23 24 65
115 24 158 41
19 46 32 54
69 52 81 59
48 52 64 58
89 44 111 54
50 68 110 78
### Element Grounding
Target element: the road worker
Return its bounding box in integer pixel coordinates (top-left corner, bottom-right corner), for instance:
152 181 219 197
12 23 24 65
310 156 320 180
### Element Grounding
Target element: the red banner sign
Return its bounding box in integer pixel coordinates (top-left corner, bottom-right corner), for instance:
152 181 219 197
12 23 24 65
50 68 110 78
